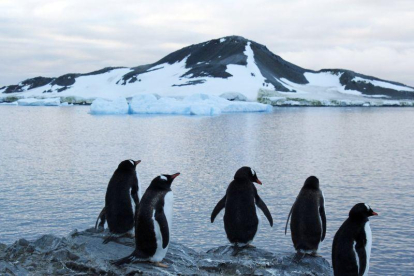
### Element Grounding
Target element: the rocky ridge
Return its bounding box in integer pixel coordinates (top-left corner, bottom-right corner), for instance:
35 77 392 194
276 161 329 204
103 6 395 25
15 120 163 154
0 228 332 275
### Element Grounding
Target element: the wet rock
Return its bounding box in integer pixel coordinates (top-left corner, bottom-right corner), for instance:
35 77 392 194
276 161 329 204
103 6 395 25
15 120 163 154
0 229 332 275
34 234 67 252
50 249 80 262
17 239 29 247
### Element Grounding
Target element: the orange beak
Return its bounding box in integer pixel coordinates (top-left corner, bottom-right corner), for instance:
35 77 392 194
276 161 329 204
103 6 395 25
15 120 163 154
171 172 180 179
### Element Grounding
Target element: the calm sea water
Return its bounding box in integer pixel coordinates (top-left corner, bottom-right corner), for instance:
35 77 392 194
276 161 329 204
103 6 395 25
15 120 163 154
0 106 413 274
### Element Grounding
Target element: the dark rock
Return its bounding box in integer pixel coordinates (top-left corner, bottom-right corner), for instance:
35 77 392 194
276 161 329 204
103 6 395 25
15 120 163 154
17 238 29 247
50 249 80 262
33 234 67 253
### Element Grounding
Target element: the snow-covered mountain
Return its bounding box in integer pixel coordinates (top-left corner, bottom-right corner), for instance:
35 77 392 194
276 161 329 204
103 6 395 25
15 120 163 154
1 36 413 104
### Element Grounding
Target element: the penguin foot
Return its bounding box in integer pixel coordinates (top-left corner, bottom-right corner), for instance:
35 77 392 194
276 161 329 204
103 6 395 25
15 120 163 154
103 235 117 244
310 252 322 257
292 252 306 263
231 246 243 256
103 233 132 244
245 244 256 248
154 262 168 268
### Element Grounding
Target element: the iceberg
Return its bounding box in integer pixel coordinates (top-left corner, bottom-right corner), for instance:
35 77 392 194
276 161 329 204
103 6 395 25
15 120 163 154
17 98 61 106
0 101 18 105
90 97 129 114
127 93 271 116
90 94 271 116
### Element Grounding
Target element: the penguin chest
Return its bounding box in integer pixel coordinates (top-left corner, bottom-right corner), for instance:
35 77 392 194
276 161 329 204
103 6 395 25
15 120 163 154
352 222 372 276
136 171 142 200
150 192 173 262
363 222 372 275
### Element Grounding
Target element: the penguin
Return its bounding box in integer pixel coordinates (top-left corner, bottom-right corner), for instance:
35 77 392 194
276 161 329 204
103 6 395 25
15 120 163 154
111 172 180 268
211 167 273 247
95 159 141 243
332 203 378 276
284 176 326 256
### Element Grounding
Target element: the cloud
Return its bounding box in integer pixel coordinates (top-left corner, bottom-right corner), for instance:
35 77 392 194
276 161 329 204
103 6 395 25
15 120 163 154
0 0 413 86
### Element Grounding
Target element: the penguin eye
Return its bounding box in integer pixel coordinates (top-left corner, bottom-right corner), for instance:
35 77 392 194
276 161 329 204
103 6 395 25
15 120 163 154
160 175 167 181
128 160 134 166
365 203 371 211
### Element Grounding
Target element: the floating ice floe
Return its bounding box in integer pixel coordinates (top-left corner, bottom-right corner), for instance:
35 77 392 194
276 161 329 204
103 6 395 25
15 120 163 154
17 98 61 106
130 93 270 115
89 97 129 114
90 93 271 116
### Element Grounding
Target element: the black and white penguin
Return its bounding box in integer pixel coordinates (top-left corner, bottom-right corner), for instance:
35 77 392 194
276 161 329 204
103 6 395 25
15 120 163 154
211 167 273 246
285 176 326 255
332 203 378 276
111 173 180 268
95 159 141 243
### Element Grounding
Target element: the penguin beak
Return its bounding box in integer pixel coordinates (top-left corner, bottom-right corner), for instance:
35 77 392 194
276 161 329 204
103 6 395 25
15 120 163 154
371 211 378 216
134 160 141 166
171 173 180 179
255 178 262 185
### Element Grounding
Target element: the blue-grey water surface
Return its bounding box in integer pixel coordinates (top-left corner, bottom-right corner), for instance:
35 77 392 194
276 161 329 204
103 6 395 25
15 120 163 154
0 106 413 274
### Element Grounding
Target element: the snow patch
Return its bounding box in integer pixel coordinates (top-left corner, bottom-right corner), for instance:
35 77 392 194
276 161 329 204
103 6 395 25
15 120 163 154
220 38 226 43
304 72 344 87
353 77 414 92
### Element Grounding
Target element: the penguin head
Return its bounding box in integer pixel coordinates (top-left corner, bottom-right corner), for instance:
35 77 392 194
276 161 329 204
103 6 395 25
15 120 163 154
234 166 262 185
349 203 378 219
150 173 180 190
303 176 319 189
118 159 141 171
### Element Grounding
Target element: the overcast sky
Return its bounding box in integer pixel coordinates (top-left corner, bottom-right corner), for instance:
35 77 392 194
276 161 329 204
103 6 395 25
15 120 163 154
1 0 413 86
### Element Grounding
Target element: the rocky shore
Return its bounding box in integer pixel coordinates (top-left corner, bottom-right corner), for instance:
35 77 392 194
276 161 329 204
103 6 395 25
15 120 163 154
0 228 332 275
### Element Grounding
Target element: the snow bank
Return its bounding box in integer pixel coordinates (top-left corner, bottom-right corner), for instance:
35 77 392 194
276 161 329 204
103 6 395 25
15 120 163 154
90 94 271 116
89 98 129 114
259 92 414 107
353 77 414 92
17 98 61 106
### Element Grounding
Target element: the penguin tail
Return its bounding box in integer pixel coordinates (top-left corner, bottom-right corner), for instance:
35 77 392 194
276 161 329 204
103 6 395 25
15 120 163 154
110 250 148 266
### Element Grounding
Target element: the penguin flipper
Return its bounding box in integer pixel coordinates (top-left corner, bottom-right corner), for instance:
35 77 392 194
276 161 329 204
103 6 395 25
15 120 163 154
95 207 106 230
155 208 170 249
285 203 294 235
319 198 326 241
355 238 368 276
131 176 140 206
255 194 273 227
211 195 226 223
